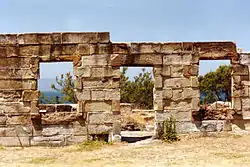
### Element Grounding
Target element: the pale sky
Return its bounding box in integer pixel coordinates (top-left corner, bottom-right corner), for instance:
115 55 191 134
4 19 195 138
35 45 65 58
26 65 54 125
1 0 250 79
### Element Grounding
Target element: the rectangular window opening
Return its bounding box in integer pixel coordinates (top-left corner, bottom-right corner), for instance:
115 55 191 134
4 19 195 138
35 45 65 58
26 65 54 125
195 60 232 121
38 62 75 104
120 67 155 132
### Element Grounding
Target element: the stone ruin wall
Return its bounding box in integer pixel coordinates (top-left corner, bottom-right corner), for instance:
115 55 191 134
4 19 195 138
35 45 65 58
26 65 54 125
0 32 249 146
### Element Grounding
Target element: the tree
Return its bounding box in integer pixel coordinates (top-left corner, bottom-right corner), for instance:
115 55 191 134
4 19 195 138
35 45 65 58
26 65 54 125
120 67 154 109
39 72 76 104
198 65 232 104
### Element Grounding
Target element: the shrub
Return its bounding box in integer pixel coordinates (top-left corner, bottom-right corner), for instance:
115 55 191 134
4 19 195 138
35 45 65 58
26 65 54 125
161 116 179 142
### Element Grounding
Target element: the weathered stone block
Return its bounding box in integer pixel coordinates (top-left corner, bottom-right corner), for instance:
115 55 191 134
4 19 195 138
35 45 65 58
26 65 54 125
0 80 37 90
153 89 163 110
182 54 192 65
75 90 91 101
0 116 7 125
163 88 172 99
85 101 111 112
22 90 39 101
242 98 250 109
61 44 78 55
0 136 30 146
182 88 200 99
133 54 162 65
161 43 183 53
232 64 249 76
191 76 199 88
82 79 119 89
62 32 109 44
77 44 91 55
242 109 250 119
184 65 199 77
88 124 112 135
162 66 171 76
91 90 105 100
87 112 117 124
240 53 250 65
112 100 120 112
6 115 32 125
154 75 163 88
82 55 109 66
73 66 91 77
56 105 73 112
0 102 30 114
163 78 191 88
19 45 39 57
74 77 82 89
0 34 17 44
191 98 200 111
172 89 183 101
66 135 87 145
164 100 191 112
163 54 182 65
105 89 120 100
170 65 183 77
112 43 129 54
155 110 191 122
233 98 242 111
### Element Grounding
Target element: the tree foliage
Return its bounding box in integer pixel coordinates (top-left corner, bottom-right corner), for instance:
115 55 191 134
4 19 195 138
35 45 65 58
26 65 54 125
39 72 76 104
198 65 232 104
120 67 154 109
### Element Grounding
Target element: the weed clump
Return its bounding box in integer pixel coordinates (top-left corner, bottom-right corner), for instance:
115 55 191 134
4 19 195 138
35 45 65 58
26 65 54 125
161 116 179 143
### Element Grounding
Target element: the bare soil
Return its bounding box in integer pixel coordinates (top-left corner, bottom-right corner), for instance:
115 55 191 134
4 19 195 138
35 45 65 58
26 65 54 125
1 133 250 167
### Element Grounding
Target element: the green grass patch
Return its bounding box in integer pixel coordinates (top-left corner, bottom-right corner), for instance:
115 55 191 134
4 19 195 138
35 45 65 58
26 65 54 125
71 140 113 152
28 157 56 164
0 145 5 150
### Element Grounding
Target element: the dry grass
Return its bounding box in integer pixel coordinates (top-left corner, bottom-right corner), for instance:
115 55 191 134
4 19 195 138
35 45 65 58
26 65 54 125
0 133 250 167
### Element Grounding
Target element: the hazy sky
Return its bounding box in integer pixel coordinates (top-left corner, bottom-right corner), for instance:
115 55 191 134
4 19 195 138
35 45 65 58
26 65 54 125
1 0 250 79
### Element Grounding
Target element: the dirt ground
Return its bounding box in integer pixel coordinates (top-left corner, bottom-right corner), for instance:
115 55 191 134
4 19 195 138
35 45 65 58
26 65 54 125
1 133 250 167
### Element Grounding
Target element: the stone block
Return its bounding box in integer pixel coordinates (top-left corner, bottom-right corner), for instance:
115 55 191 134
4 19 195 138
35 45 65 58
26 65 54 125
37 33 53 44
81 55 109 66
88 124 112 135
0 102 30 114
242 109 250 119
161 43 183 53
155 110 191 122
77 44 91 55
112 100 120 112
0 34 17 44
182 88 200 99
200 120 232 132
232 64 249 76
153 89 163 110
170 65 183 77
91 90 105 100
39 104 56 113
66 135 87 145
42 126 74 136
0 91 22 102
133 54 162 65
73 66 91 77
19 45 39 57
191 97 200 111
6 115 32 125
191 76 199 88
85 101 112 112
112 43 129 54
75 90 91 101
163 54 182 65
240 54 250 65
22 90 39 101
0 79 37 90
172 89 183 101
182 54 192 65
242 98 250 109
233 97 242 110
0 69 36 79
74 77 82 89
163 78 191 88
0 46 18 57
87 112 116 124
61 44 78 55
163 88 172 99
164 100 191 112
162 66 171 76
154 75 163 88
0 116 7 125
184 65 199 77
62 32 109 44
113 120 121 135
82 79 119 89
0 125 33 137
98 43 112 54
105 89 120 100
0 136 30 147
